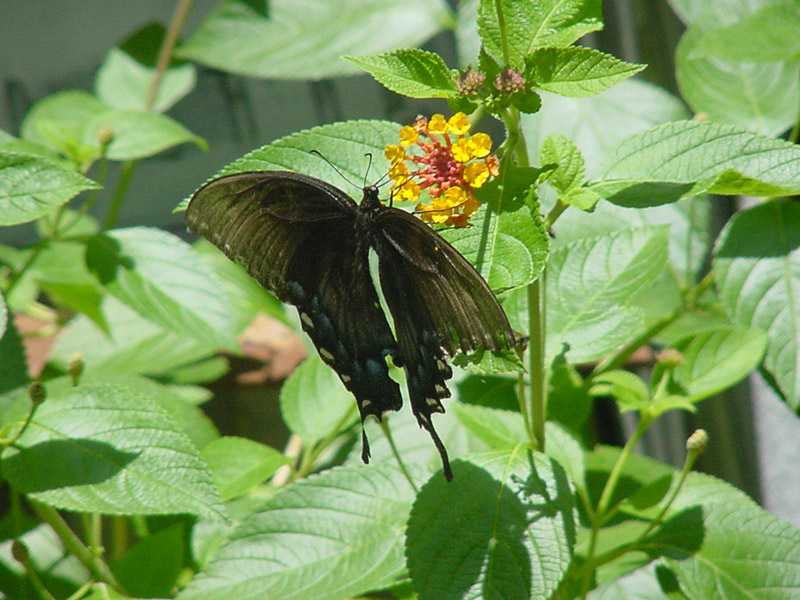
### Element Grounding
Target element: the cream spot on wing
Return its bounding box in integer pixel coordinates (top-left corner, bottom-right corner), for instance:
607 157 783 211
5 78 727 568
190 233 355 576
434 384 447 395
319 348 334 361
301 312 314 328
361 399 372 409
426 397 439 406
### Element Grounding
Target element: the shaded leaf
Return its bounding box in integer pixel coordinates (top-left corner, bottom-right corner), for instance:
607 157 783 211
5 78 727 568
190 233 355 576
659 472 800 599
407 449 576 600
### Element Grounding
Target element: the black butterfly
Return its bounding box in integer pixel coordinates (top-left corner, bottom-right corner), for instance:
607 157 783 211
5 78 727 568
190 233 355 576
186 170 515 481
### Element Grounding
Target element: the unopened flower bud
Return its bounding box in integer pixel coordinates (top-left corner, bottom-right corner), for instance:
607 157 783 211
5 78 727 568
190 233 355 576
97 125 114 147
457 69 485 96
656 348 685 369
68 352 84 386
495 68 525 94
686 429 708 455
29 381 46 405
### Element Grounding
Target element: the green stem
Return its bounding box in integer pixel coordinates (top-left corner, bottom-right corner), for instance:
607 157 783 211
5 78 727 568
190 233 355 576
493 0 511 65
30 500 122 591
381 420 419 494
580 416 650 598
103 160 136 231
527 277 545 450
544 198 568 229
596 416 650 518
145 0 194 111
3 239 48 296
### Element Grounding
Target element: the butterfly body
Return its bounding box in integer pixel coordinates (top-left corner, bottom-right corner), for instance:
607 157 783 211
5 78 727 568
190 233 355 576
186 171 515 481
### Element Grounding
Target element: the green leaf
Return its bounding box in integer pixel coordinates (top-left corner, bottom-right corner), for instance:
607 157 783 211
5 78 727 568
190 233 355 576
0 152 99 226
692 2 800 62
280 356 357 448
193 239 286 331
522 78 691 176
443 165 550 292
177 0 452 80
82 109 205 160
591 370 650 411
452 403 527 449
202 436 291 501
541 133 586 193
113 523 185 598
343 49 456 98
95 24 197 112
676 20 799 137
658 472 800 599
50 295 218 376
713 199 800 409
177 463 421 600
477 0 602 67
19 89 204 163
563 187 601 211
1 383 227 521
0 132 73 167
406 450 576 600
0 310 29 395
20 90 108 163
175 119 401 212
86 227 239 350
591 121 800 207
527 47 645 98
546 227 669 364
672 326 768 402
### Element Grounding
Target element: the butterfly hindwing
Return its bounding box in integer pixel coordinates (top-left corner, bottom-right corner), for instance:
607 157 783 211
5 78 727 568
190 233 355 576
375 207 516 481
186 172 403 461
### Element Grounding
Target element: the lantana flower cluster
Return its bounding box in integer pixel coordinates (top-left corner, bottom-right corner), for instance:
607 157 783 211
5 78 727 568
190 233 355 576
384 112 499 227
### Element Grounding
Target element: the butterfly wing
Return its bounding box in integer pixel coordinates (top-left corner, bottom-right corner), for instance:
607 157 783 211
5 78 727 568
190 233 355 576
375 207 516 481
186 172 403 460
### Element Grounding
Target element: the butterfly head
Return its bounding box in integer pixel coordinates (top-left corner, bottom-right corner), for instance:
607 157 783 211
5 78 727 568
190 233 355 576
359 184 384 212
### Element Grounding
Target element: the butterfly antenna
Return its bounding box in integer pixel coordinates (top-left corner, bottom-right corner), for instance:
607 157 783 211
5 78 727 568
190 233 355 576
364 152 373 187
310 150 362 189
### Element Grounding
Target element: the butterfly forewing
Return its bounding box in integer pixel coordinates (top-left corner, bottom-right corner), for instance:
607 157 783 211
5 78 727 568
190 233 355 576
186 172 403 462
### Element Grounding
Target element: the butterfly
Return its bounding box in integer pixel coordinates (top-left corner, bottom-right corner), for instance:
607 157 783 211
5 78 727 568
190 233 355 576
186 170 516 481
